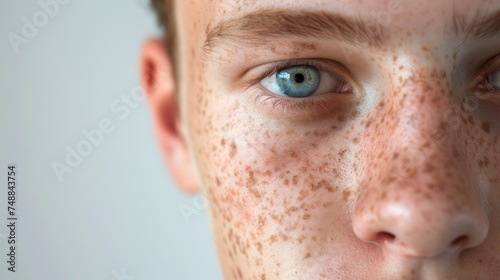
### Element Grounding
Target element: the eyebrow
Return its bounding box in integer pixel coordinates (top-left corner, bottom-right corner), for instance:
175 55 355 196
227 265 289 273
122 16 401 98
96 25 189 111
203 10 388 56
451 9 500 40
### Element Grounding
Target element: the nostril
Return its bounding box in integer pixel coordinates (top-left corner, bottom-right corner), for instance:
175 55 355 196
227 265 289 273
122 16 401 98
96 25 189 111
451 235 468 247
374 231 396 244
447 235 469 255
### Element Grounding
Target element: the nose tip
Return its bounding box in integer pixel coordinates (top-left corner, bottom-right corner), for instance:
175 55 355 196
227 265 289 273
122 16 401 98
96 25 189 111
353 202 489 258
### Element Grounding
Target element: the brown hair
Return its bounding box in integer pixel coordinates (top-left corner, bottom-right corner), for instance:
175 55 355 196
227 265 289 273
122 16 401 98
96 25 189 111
150 0 178 80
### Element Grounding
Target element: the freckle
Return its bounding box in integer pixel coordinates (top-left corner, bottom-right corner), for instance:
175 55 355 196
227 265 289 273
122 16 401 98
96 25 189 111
392 152 399 159
381 191 387 200
310 183 319 191
280 232 289 241
419 95 426 104
265 131 271 139
256 242 263 254
269 234 278 244
303 213 311 220
230 141 237 157
261 274 267 280
298 235 306 243
304 252 312 259
286 205 299 215
221 138 226 146
481 122 491 133
338 149 347 157
311 180 331 192
298 189 308 201
342 189 351 202
365 119 372 128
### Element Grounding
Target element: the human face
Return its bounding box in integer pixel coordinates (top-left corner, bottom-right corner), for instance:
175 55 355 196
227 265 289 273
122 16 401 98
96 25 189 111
174 0 500 279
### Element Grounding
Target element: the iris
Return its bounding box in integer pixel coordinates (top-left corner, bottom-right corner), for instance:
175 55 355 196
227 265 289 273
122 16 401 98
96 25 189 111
276 66 320 98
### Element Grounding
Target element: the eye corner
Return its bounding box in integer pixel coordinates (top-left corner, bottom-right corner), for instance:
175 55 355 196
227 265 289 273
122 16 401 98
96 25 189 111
470 55 500 94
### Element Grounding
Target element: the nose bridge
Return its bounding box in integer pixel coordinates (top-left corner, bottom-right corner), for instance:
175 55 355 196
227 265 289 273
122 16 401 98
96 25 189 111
365 68 463 192
392 75 459 180
352 67 489 258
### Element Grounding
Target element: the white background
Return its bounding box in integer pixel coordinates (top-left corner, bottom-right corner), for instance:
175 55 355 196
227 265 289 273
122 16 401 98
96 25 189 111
0 1 222 279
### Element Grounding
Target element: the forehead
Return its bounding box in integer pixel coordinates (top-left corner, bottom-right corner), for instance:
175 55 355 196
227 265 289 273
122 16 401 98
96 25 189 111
175 0 500 67
181 0 495 34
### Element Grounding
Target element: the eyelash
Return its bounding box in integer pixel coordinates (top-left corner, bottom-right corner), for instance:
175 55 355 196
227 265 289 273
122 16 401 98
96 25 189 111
245 59 352 115
475 55 500 94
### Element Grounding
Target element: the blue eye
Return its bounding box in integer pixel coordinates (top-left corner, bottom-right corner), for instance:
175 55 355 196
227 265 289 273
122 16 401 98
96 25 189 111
276 66 320 97
260 65 346 98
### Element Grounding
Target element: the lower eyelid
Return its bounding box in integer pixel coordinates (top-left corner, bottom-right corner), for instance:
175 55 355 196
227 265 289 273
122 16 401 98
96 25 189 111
246 86 355 120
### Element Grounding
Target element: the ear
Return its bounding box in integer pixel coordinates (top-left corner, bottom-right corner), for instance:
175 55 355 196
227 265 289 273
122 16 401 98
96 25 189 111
140 38 199 194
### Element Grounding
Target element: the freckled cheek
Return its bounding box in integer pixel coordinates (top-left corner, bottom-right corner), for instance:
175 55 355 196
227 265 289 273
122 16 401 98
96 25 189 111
186 90 262 183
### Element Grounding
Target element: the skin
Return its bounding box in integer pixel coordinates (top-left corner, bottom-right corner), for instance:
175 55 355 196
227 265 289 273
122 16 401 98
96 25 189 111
141 0 500 279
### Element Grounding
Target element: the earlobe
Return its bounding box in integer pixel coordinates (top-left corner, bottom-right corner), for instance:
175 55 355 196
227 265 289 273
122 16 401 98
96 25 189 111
140 38 199 194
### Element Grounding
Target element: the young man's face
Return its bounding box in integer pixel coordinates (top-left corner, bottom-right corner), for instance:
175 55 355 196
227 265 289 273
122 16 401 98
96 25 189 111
142 0 500 278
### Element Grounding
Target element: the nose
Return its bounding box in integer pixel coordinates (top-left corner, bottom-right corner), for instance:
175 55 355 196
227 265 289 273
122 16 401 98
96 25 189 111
352 76 489 258
353 193 489 257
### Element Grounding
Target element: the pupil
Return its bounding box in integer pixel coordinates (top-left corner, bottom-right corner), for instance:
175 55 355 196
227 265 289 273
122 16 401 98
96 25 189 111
294 73 305 83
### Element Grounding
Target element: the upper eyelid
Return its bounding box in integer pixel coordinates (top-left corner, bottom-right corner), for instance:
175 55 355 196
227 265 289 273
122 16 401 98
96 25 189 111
470 54 500 89
247 59 350 87
271 59 344 76
480 55 500 76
